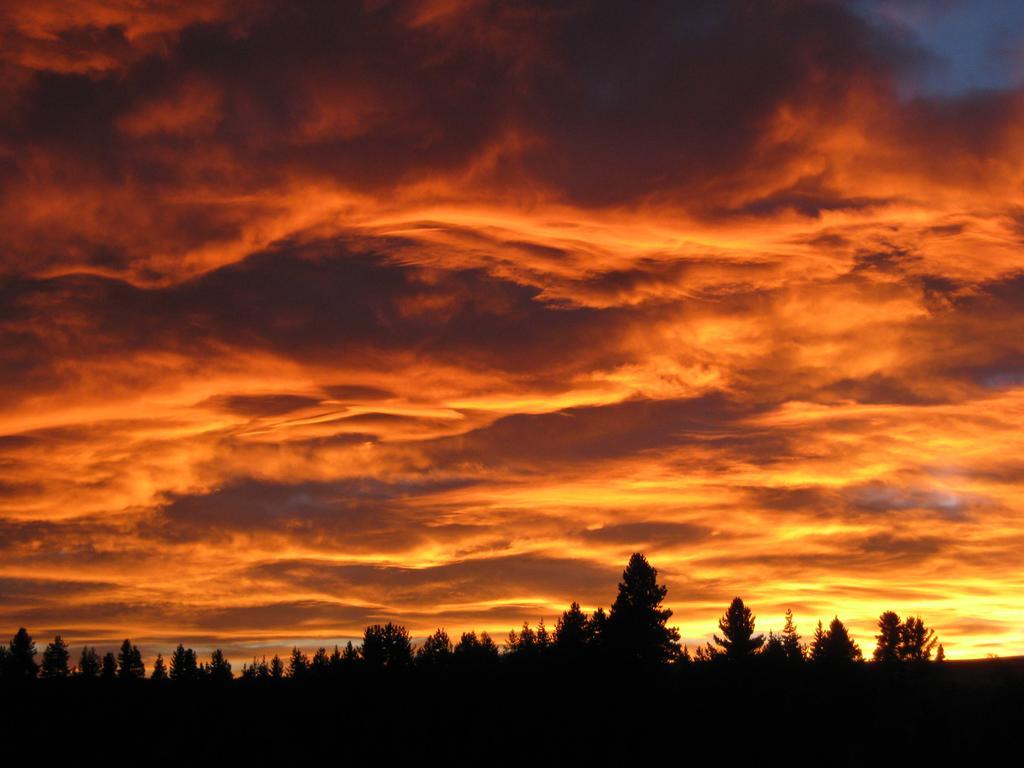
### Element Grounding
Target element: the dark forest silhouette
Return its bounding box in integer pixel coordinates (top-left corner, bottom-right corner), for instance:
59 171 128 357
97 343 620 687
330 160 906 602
0 553 948 682
0 553 1018 765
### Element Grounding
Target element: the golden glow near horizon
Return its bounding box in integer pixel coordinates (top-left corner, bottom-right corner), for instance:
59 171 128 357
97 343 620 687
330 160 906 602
1 1 1023 663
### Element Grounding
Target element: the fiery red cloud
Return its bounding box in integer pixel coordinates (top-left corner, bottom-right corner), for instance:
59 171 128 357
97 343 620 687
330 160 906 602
1 0 1023 661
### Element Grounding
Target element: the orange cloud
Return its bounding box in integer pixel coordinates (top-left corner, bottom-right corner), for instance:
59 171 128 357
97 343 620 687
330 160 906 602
1 0 1023 663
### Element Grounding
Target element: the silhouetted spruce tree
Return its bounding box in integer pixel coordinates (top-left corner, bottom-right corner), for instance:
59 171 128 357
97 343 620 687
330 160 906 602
606 553 680 664
310 647 329 678
453 631 499 667
253 657 270 680
116 639 145 679
40 635 70 678
781 609 804 662
361 623 413 670
328 646 343 675
694 643 718 663
242 657 267 681
7 628 38 679
873 611 902 663
811 617 862 663
761 631 785 662
554 602 591 656
935 644 945 663
208 649 232 682
536 619 551 652
0 645 7 677
417 629 453 668
341 641 359 666
588 607 608 651
810 621 826 662
714 597 764 660
77 646 101 677
170 644 198 681
288 647 309 679
270 654 284 680
101 652 117 680
506 622 538 657
151 653 167 681
899 616 937 661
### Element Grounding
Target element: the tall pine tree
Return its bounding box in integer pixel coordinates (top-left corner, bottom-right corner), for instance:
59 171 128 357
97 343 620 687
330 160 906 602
606 553 680 664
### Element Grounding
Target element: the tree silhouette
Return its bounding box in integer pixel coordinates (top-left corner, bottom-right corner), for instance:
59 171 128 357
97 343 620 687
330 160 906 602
6 628 38 679
245 656 270 680
873 611 902 663
77 646 101 677
554 602 592 657
310 647 329 678
714 597 764 660
810 621 826 661
328 646 343 675
151 653 167 681
208 649 232 682
101 652 117 680
811 617 862 663
116 639 145 679
270 654 284 680
781 609 804 662
605 553 680 664
761 630 785 662
170 644 198 681
361 623 413 670
503 622 544 659
40 635 70 678
287 647 309 679
417 628 453 668
899 616 938 662
453 631 499 667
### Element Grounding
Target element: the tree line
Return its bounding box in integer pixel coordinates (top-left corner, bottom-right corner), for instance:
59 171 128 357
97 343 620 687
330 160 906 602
0 553 944 683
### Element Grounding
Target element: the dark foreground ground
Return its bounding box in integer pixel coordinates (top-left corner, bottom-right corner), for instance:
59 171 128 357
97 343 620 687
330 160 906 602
2 658 1021 766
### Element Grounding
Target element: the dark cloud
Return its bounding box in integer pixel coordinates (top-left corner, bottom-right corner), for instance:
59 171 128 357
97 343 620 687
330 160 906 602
151 476 479 549
578 521 714 547
247 553 621 607
203 393 324 416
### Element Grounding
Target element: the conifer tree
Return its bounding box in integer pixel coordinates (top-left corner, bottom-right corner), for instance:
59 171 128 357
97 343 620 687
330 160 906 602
101 652 117 680
270 654 284 680
7 628 38 679
151 653 167 681
714 597 764 660
417 629 453 667
361 623 413 670
116 639 145 679
811 617 862 663
873 611 902 663
310 647 329 677
605 553 680 664
77 646 101 677
899 616 938 661
170 644 198 681
288 647 309 679
208 649 232 681
554 602 591 652
40 635 70 678
761 630 785 661
781 609 804 662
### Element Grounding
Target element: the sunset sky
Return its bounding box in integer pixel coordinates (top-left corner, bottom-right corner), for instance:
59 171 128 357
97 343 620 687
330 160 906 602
2 0 1023 662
